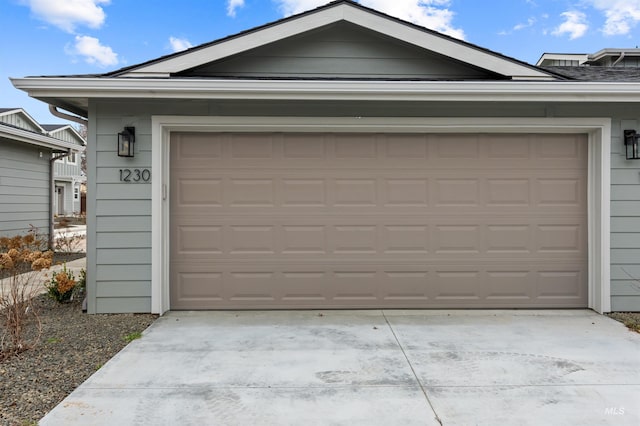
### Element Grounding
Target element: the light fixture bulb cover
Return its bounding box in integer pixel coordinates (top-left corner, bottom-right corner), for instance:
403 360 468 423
624 129 640 160
117 126 135 157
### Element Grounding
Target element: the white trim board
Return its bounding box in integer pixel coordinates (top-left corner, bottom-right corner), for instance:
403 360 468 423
151 116 611 314
15 78 640 103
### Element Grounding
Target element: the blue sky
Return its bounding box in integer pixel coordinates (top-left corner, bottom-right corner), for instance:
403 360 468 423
3 0 640 124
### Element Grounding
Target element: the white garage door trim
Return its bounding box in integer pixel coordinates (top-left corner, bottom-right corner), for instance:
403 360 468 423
151 116 611 314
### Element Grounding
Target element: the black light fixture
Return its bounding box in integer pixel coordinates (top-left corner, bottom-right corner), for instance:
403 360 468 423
624 129 640 160
117 127 135 157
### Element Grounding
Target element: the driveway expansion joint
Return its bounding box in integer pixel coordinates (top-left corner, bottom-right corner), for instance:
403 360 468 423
382 310 444 425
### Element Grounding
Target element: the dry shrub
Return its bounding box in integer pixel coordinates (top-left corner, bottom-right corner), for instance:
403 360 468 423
54 230 84 253
46 264 77 303
0 229 52 358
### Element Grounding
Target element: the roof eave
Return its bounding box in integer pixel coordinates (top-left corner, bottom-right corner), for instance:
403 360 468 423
12 77 640 106
0 124 83 151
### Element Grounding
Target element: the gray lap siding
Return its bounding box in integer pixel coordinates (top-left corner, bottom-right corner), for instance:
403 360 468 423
86 100 640 313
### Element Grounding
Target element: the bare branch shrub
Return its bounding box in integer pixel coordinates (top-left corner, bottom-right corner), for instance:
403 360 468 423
54 230 84 253
0 229 52 359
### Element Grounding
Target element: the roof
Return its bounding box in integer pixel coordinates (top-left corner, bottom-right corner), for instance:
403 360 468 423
0 108 85 150
536 53 589 67
542 66 640 82
102 0 553 82
0 107 45 132
588 48 640 62
0 121 82 152
13 0 640 116
43 123 86 147
41 124 66 131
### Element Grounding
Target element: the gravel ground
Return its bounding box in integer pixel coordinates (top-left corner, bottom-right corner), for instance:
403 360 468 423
0 293 157 425
607 311 640 333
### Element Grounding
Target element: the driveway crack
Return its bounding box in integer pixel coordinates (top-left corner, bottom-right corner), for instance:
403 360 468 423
382 311 443 425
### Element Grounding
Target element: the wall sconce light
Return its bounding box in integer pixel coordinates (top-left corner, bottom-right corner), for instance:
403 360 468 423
117 127 135 157
624 129 640 160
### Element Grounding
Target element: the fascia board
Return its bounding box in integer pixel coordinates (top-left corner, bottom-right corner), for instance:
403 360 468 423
12 77 640 103
0 125 82 151
124 3 551 80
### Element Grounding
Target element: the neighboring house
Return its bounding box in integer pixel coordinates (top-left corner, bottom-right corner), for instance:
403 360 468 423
537 48 640 67
12 0 640 314
43 124 86 215
0 108 84 240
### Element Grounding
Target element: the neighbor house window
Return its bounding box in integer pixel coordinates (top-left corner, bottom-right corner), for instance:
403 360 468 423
68 152 77 164
74 187 79 200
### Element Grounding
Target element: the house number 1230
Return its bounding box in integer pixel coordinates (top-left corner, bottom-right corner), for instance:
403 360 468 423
119 168 151 182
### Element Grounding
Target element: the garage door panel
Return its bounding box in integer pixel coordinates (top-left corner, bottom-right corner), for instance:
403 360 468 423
486 224 531 253
382 225 429 254
486 135 531 159
536 178 583 207
436 135 480 158
433 270 483 300
486 179 530 205
384 179 429 206
536 268 585 297
177 179 222 206
281 179 327 206
384 136 428 158
281 271 328 301
434 225 481 254
170 265 587 309
382 271 431 301
170 132 587 309
171 219 586 260
176 225 223 254
332 179 378 206
485 270 533 300
172 172 585 214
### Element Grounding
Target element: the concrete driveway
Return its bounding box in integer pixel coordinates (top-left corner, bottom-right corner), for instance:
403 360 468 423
41 310 640 425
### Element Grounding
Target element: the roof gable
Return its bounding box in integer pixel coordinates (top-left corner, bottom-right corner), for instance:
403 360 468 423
178 21 503 81
44 124 86 147
119 0 555 81
0 108 45 133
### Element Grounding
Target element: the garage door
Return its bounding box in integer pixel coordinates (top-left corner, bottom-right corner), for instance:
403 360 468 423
170 132 587 309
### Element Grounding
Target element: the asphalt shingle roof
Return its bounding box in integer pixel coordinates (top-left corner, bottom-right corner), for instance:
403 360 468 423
542 66 640 82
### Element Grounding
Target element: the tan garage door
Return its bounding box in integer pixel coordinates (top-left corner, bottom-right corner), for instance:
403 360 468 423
170 132 587 309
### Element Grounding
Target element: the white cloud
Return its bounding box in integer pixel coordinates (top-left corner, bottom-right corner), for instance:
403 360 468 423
68 35 118 67
552 11 588 40
273 0 327 15
513 17 536 31
361 0 464 39
227 0 245 17
587 0 640 35
499 17 536 36
169 36 193 52
272 0 464 39
22 0 109 33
